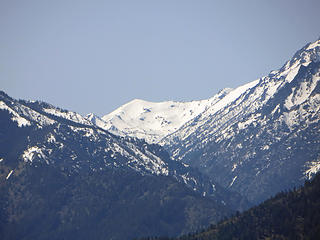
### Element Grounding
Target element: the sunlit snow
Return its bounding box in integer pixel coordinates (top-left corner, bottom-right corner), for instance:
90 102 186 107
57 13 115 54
0 101 31 127
6 170 13 180
304 160 320 180
22 146 46 162
229 176 237 187
100 94 230 143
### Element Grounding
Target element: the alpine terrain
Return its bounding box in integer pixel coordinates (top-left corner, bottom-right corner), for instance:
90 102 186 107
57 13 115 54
2 37 320 240
0 91 247 240
139 172 320 240
99 38 320 204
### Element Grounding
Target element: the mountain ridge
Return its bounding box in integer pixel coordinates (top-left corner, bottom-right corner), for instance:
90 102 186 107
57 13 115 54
94 38 320 147
0 89 251 239
161 38 320 203
1 37 320 240
89 38 320 204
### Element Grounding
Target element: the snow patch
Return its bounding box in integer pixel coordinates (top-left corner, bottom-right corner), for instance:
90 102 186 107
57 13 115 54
285 76 319 110
285 65 300 83
0 101 31 127
43 108 91 125
99 79 258 144
304 160 320 180
306 40 320 50
101 96 222 143
22 146 46 162
86 113 107 129
238 114 259 130
206 80 259 116
47 134 56 143
231 163 237 172
283 110 299 129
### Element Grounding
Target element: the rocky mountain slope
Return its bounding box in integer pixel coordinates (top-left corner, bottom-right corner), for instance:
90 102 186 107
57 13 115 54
139 173 320 240
161 38 320 203
0 91 248 240
0 163 233 240
97 38 320 204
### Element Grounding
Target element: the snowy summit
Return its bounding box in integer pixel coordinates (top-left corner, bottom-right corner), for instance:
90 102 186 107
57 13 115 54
87 88 238 143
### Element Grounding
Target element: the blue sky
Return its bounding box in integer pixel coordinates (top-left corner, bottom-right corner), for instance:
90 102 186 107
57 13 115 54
1 0 319 116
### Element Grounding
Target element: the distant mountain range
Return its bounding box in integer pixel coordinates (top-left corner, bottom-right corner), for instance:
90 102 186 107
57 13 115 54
1 38 320 239
163 38 320 204
0 91 246 240
94 38 320 204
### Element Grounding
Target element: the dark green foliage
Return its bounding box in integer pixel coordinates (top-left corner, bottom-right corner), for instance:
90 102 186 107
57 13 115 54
0 162 232 240
148 173 320 240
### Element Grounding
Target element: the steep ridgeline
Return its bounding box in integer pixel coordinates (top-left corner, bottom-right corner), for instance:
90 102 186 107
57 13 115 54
161 39 320 204
0 91 248 240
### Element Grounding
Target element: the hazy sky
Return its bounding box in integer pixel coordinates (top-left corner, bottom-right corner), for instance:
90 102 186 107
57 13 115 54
1 0 319 116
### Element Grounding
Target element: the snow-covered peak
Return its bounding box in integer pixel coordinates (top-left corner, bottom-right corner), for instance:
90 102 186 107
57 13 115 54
160 38 320 151
91 39 320 145
95 81 260 144
286 39 320 68
264 39 319 87
100 94 234 143
158 39 320 203
306 39 320 51
98 80 260 144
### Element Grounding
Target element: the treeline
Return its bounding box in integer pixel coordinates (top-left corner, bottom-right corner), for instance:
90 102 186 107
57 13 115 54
137 173 320 240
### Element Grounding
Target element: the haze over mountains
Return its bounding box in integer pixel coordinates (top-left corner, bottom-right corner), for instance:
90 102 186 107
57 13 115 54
1 38 320 239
